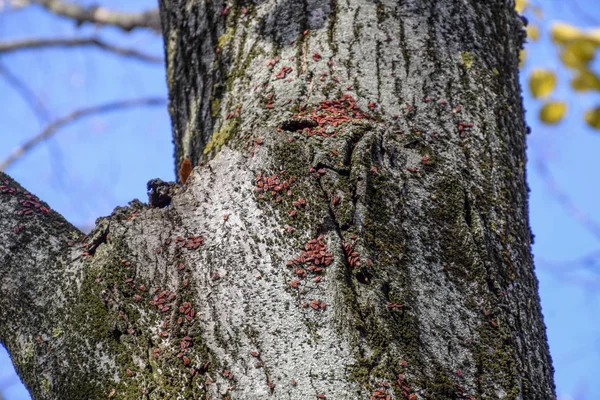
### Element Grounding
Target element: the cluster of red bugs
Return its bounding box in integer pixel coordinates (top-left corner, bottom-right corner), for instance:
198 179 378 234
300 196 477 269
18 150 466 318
288 197 307 217
0 180 17 195
81 237 94 257
370 389 390 400
275 65 293 79
286 236 333 309
266 56 279 67
250 351 264 368
309 167 327 176
16 194 51 215
387 302 403 310
149 289 176 315
177 335 193 365
223 370 234 380
225 105 240 120
302 299 327 310
254 171 293 201
292 197 306 208
163 235 205 250
124 276 146 294
178 301 196 324
396 374 416 400
12 224 25 233
342 242 361 268
290 94 376 138
457 121 474 137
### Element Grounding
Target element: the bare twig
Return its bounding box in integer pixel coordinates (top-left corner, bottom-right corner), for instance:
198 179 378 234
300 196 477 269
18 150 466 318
537 248 600 274
0 61 50 123
0 37 164 63
534 158 600 241
29 0 161 32
0 97 167 171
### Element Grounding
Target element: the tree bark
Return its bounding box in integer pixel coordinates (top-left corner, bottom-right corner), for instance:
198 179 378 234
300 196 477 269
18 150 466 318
0 0 555 399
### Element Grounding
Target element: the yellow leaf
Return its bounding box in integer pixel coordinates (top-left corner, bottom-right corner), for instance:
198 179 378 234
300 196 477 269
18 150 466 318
519 49 527 68
571 69 600 91
584 107 600 129
585 28 600 46
559 39 596 68
526 24 540 41
529 69 556 98
539 101 567 124
515 0 527 13
533 6 543 19
551 22 583 44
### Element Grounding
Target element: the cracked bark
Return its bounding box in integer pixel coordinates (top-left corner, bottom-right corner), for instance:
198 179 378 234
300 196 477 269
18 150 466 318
0 0 555 399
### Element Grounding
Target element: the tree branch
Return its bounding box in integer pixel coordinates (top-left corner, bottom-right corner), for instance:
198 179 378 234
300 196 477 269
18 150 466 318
0 61 50 123
29 0 161 32
0 97 167 171
534 158 600 241
0 37 164 63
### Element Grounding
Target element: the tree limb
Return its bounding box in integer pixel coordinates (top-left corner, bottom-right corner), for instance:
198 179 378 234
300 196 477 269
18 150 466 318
534 157 600 241
29 0 161 32
0 37 164 63
0 61 50 123
0 97 167 171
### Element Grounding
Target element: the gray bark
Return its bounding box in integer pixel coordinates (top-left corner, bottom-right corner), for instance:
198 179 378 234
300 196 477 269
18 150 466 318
0 0 555 399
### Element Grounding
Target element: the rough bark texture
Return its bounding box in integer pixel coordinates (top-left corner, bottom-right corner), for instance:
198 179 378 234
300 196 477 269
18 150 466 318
0 0 555 399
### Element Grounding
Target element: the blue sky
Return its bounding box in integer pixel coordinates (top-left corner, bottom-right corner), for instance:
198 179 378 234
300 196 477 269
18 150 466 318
1 1 599 399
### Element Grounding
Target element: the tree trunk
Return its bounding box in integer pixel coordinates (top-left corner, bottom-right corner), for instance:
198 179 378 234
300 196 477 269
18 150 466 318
0 0 555 399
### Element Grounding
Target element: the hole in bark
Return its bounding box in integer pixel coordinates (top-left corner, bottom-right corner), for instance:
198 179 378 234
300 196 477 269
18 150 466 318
112 328 122 342
279 118 318 132
355 268 372 284
356 325 367 338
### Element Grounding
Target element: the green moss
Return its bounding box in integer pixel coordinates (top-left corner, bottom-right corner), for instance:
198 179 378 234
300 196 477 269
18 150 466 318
166 28 178 89
211 98 220 117
23 336 34 361
460 51 475 69
203 119 239 155
217 28 235 50
40 378 51 394
472 322 520 399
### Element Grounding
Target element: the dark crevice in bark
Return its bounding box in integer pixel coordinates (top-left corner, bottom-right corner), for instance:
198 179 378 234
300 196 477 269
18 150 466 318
463 189 472 229
327 0 339 55
279 118 318 132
